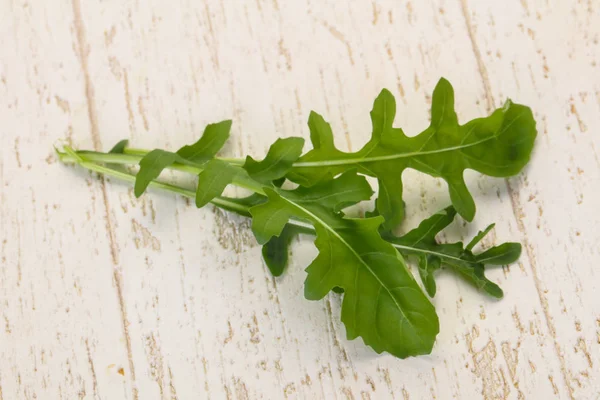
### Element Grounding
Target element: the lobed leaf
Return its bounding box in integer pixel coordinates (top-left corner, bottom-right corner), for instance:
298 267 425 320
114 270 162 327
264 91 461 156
195 160 248 208
61 77 535 360
249 172 439 358
288 78 537 229
135 150 182 197
134 120 232 197
194 136 305 208
176 120 233 163
385 207 521 298
243 137 305 184
474 243 521 265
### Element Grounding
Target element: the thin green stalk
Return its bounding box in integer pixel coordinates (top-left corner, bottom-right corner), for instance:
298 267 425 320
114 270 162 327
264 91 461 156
57 150 200 174
60 151 478 264
58 149 264 195
73 147 244 166
64 155 313 233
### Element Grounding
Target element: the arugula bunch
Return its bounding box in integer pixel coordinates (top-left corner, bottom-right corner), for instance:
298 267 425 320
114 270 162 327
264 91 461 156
58 78 536 358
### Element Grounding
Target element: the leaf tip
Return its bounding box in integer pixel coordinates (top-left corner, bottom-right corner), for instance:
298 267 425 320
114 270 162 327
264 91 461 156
109 139 129 154
426 284 437 298
461 207 476 222
373 88 397 107
133 184 145 199
282 136 306 150
308 110 324 123
378 88 393 98
242 154 256 168
435 77 454 94
437 76 451 86
218 119 233 128
504 242 522 264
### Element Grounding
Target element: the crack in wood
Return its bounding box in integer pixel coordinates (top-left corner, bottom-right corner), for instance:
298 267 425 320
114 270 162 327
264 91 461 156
71 1 138 398
459 1 577 398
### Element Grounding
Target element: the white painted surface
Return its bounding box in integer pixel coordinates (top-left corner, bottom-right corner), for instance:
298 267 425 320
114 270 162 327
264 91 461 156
0 0 598 399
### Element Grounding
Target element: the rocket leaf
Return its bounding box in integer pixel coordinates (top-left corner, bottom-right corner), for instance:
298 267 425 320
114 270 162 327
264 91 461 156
176 120 233 163
134 120 232 197
135 150 183 197
384 207 521 298
59 76 535 360
243 137 305 184
249 172 439 358
194 136 305 208
262 225 296 276
195 159 248 208
288 78 537 229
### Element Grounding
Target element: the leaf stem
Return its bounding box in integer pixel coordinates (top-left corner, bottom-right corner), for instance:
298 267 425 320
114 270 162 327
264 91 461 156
58 150 143 165
57 150 202 174
60 151 478 265
64 155 312 233
58 149 264 195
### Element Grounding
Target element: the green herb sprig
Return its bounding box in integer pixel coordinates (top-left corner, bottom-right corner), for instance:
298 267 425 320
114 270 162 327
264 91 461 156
58 78 536 358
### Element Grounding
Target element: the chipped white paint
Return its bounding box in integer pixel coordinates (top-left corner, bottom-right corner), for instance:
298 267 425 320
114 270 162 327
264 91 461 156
0 0 598 399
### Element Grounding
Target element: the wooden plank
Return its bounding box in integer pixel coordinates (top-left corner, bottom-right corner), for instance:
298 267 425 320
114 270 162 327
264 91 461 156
1 0 597 398
0 1 133 399
461 0 600 398
69 0 570 398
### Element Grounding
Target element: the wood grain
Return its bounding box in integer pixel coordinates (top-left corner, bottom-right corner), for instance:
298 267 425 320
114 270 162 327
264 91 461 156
0 0 598 399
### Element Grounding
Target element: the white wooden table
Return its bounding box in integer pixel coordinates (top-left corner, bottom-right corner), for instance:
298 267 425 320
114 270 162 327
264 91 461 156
1 1 599 399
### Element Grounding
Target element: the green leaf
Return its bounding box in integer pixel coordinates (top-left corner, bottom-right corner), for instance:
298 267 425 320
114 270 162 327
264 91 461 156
60 78 536 360
194 137 305 209
466 223 495 251
134 149 182 197
262 225 296 277
176 120 232 163
109 139 129 154
418 256 441 298
249 172 439 358
195 160 248 208
244 137 305 184
385 207 458 297
258 174 372 276
370 177 406 232
249 172 372 245
135 120 232 197
290 169 374 213
288 78 537 228
451 262 504 298
475 243 521 265
385 207 520 298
